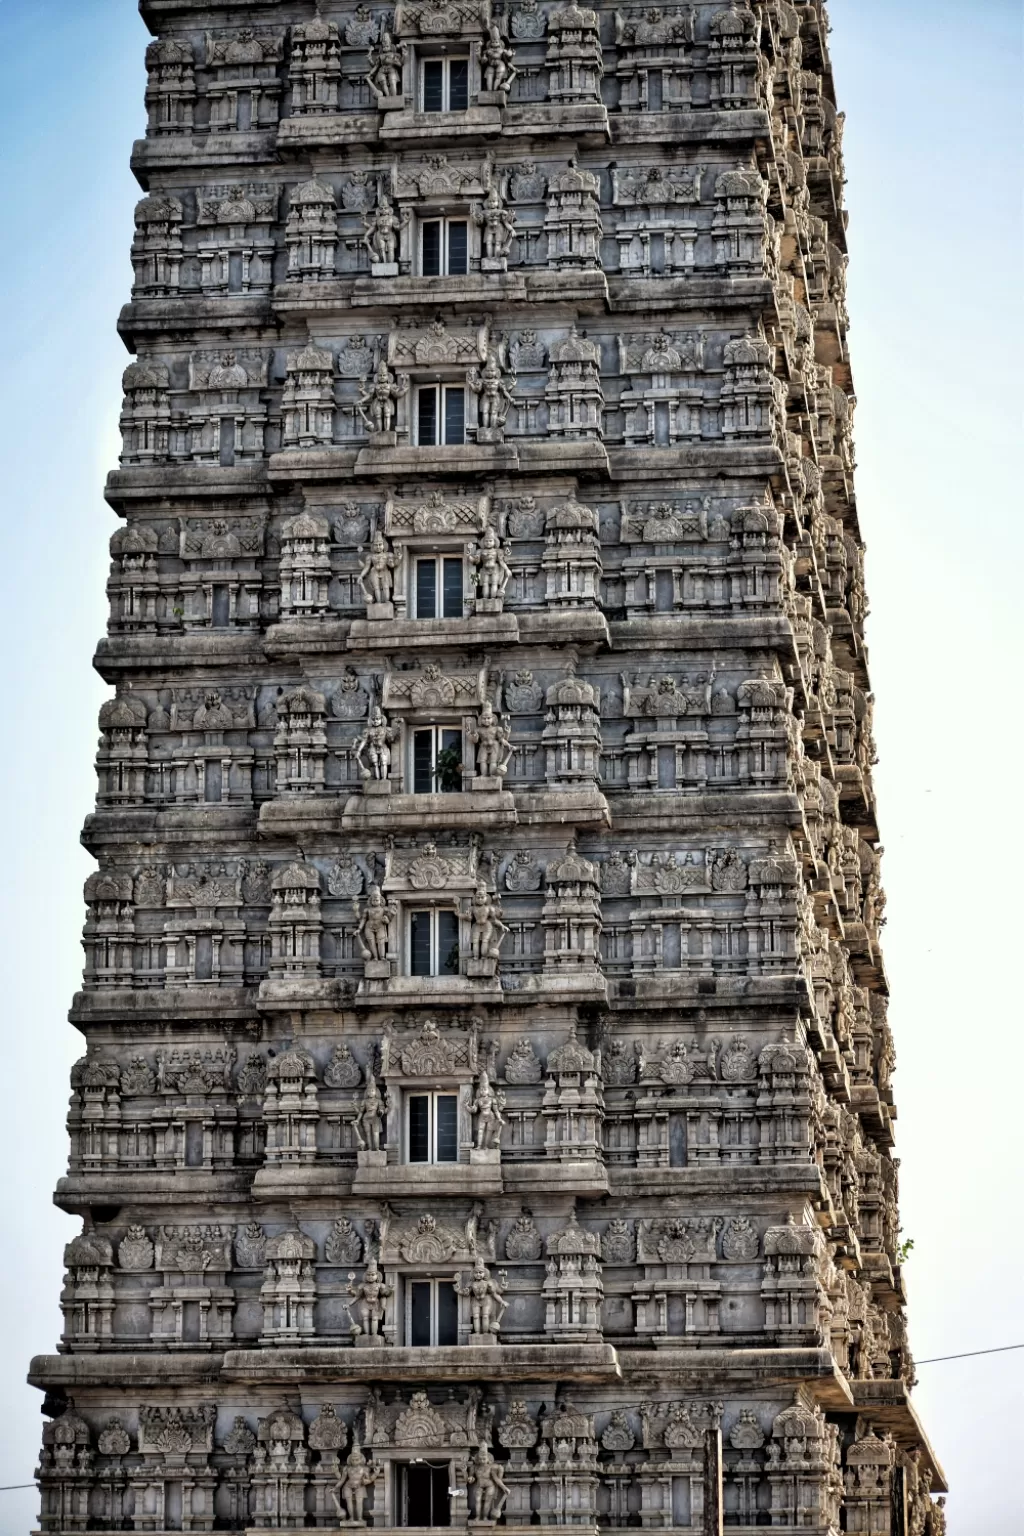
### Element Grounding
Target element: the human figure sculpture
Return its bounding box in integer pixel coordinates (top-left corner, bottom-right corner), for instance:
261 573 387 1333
467 352 515 432
472 186 517 261
455 1259 508 1337
346 1256 392 1336
357 360 408 436
332 1445 380 1524
354 707 395 781
469 1066 506 1150
366 29 405 101
482 22 517 93
467 1441 510 1521
467 524 512 603
358 530 396 605
351 1068 386 1150
353 884 397 963
362 194 406 267
468 882 508 962
470 701 512 780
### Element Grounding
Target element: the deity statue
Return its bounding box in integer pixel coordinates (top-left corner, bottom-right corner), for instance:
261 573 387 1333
366 29 405 101
469 701 513 780
358 529 396 605
354 707 395 781
455 1258 508 1337
351 1068 386 1150
346 1256 392 1336
468 524 512 603
362 194 407 267
468 882 508 962
332 1445 381 1524
472 186 517 261
481 22 517 94
467 351 515 433
468 1441 510 1521
469 1066 506 1150
353 883 397 962
357 360 408 437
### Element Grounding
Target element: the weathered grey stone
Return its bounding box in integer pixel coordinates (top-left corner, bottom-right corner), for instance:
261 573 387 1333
30 3 947 1534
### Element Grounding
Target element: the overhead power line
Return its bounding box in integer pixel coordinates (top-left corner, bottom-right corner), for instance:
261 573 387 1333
916 1342 1024 1364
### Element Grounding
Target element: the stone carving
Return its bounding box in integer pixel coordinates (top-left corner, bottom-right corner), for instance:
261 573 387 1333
118 1225 154 1270
470 1066 506 1148
468 1441 509 1519
325 1218 364 1266
352 1070 386 1149
504 1036 542 1083
354 709 396 782
346 1257 393 1336
34 14 938 1534
333 1445 381 1522
455 1258 508 1337
505 1211 542 1260
365 28 406 102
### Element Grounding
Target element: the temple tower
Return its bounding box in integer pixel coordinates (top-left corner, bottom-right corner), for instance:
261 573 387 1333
30 3 947 1533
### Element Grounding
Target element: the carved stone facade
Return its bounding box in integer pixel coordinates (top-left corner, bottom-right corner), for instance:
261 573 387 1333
33 3 946 1534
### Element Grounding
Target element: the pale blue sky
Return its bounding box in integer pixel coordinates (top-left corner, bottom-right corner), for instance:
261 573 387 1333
0 2 1020 1531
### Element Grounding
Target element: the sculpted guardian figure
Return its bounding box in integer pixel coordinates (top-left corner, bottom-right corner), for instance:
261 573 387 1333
470 700 513 779
469 1066 506 1150
346 1256 392 1336
354 706 395 780
365 28 405 101
468 882 508 962
455 1258 508 1338
468 1441 510 1520
358 529 396 605
353 883 397 962
357 360 408 436
332 1445 381 1523
467 351 515 432
468 523 512 603
351 1067 386 1150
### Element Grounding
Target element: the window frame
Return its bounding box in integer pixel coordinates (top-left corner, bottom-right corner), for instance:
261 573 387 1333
419 216 470 277
411 552 465 620
420 55 470 112
405 1088 461 1163
396 1461 452 1528
410 724 464 794
404 1275 460 1346
415 383 466 447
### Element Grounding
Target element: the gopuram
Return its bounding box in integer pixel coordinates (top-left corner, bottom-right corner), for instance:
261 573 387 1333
29 2 947 1532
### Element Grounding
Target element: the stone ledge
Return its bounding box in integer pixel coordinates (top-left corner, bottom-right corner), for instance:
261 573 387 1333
105 463 269 505
276 113 380 147
68 986 257 1024
118 294 273 342
616 1344 854 1408
607 612 795 651
503 1160 608 1197
222 1343 620 1384
339 789 518 833
605 443 783 481
354 444 520 477
94 632 268 680
55 1171 255 1213
609 106 772 146
608 1165 829 1201
849 1380 948 1492
510 786 610 827
347 613 520 652
351 273 529 309
516 609 609 647
606 273 775 315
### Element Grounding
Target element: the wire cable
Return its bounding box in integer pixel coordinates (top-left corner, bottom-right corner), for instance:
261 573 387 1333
916 1342 1024 1364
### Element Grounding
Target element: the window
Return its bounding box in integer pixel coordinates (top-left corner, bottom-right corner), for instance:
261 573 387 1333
408 908 460 978
407 1090 459 1161
397 1462 451 1527
413 726 462 792
406 1278 459 1346
421 219 468 276
414 556 464 620
421 56 469 112
416 385 465 446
